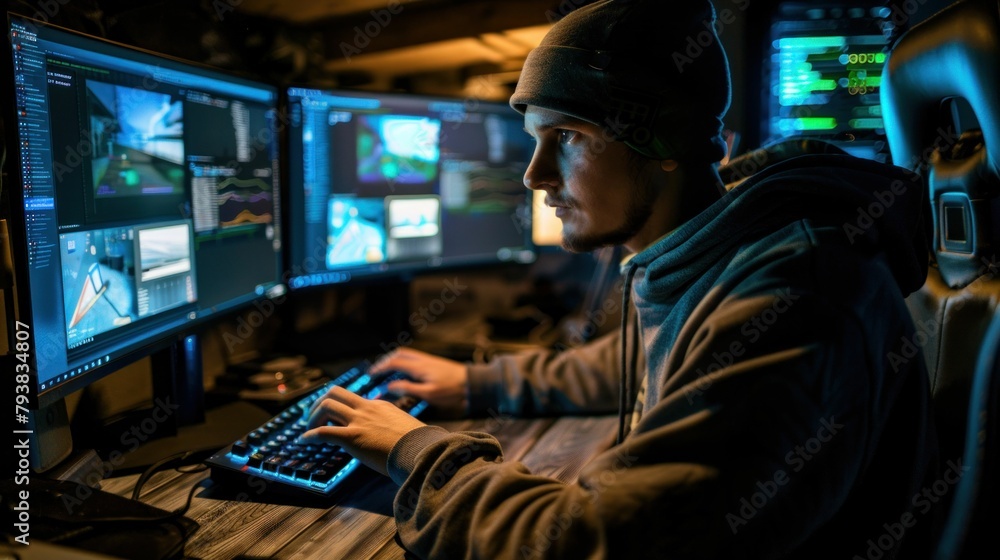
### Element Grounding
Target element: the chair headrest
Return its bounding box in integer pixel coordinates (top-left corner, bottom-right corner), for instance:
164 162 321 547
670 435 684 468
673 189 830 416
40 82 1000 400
882 0 1000 288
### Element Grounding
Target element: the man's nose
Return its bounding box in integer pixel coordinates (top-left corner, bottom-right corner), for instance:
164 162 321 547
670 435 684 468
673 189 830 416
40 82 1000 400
523 146 559 192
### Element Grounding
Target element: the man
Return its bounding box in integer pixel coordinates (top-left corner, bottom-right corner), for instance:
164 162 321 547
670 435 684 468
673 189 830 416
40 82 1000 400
303 1 936 557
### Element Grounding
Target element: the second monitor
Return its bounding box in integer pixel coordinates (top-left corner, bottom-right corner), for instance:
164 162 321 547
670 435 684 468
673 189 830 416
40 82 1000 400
285 88 536 289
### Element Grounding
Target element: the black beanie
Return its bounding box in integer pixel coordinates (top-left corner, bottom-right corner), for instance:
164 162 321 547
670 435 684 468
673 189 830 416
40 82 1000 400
510 0 732 163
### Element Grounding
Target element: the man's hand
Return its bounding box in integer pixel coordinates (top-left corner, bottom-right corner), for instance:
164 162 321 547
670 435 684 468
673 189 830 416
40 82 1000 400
302 386 427 476
370 348 469 414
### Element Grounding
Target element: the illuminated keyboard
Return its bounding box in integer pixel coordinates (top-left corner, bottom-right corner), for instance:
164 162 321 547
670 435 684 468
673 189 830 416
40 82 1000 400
206 363 427 497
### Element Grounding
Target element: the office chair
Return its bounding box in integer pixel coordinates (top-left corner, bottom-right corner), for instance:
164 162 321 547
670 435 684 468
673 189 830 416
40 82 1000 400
880 0 1000 557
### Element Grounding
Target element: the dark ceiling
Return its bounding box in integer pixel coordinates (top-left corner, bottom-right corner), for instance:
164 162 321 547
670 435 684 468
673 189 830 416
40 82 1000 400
5 0 575 99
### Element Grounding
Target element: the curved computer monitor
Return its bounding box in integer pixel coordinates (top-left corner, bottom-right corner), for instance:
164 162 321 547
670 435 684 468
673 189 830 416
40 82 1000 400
284 87 536 290
2 14 285 409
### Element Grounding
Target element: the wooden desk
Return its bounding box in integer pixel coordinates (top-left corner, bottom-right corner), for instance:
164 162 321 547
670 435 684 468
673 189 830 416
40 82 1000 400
100 415 618 559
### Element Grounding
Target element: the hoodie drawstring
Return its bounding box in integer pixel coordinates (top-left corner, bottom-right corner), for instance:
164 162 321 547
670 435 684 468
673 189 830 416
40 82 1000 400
617 262 639 444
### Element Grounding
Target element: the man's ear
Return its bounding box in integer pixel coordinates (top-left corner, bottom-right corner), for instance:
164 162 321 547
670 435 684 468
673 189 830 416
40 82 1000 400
660 159 679 172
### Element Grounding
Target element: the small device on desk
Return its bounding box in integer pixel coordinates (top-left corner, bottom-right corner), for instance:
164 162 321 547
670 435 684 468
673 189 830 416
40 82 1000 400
214 353 329 410
205 361 427 497
0 477 198 560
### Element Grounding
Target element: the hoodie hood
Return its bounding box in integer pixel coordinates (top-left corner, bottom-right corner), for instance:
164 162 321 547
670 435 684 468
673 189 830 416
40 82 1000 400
614 153 928 442
630 154 928 303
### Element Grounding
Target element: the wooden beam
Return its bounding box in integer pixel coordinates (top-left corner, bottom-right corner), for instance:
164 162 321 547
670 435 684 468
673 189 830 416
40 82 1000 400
237 0 427 24
314 0 568 59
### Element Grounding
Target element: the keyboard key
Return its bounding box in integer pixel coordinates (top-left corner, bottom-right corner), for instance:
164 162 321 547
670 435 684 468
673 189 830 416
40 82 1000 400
258 444 278 455
207 361 426 497
322 455 349 471
395 396 419 411
231 440 250 457
246 452 265 469
295 462 317 479
280 459 301 476
311 469 334 484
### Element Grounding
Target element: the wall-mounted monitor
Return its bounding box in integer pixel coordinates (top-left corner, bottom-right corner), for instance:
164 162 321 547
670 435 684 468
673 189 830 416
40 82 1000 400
763 2 893 159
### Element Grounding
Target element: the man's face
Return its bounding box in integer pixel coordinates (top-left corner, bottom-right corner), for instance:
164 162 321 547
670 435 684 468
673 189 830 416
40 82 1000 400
522 105 659 253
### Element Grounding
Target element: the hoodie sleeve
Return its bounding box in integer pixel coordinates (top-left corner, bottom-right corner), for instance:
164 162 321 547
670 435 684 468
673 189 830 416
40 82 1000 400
386 278 908 559
465 329 627 416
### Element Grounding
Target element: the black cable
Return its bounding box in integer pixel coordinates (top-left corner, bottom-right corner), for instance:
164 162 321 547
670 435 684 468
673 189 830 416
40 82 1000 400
10 451 212 527
1 112 6 201
132 450 196 500
176 463 211 474
34 476 205 526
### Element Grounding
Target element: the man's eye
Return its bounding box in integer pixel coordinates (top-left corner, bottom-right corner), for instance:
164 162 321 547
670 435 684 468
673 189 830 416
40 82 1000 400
557 129 575 144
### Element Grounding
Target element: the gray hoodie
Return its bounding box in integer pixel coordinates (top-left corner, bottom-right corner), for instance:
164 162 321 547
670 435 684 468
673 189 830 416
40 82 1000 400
387 154 936 559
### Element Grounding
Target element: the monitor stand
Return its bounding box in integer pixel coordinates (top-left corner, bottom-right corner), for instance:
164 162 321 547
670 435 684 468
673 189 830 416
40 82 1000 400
24 398 73 472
